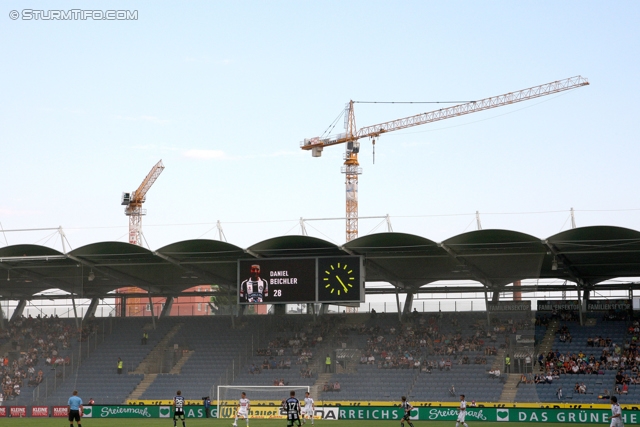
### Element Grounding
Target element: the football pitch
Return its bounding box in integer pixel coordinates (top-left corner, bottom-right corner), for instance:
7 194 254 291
0 420 576 427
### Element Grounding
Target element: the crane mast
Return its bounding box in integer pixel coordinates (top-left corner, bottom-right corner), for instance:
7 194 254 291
301 76 589 242
121 159 165 246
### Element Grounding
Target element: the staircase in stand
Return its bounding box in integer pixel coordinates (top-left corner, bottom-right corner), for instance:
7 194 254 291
312 373 333 401
131 323 184 375
169 350 195 374
125 323 185 401
498 373 521 402
491 348 506 371
536 318 559 357
127 374 158 401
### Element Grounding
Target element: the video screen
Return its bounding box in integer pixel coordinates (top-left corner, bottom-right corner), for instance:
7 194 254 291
237 258 316 304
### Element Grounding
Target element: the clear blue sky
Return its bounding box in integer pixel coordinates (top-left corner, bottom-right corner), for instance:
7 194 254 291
1 0 639 251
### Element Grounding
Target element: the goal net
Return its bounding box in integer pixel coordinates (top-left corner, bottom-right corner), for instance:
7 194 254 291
217 385 310 419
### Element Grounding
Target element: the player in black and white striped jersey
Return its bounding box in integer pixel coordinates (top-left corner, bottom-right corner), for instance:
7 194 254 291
400 396 415 427
240 265 268 303
173 390 186 427
284 390 302 427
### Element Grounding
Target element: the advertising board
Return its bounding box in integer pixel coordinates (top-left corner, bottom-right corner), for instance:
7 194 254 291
337 407 640 423
10 406 26 417
53 406 69 417
31 406 49 417
537 300 580 311
586 299 631 311
487 301 531 311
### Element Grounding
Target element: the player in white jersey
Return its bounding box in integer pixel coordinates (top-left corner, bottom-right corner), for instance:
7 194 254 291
302 391 315 425
233 392 250 427
611 396 624 427
400 396 415 427
240 265 269 303
456 394 469 427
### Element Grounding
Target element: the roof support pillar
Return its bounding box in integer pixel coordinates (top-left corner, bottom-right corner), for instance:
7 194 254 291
148 292 156 329
395 288 402 322
306 303 316 316
484 288 495 328
492 291 500 303
119 296 127 317
161 297 174 318
71 298 79 330
83 298 99 321
0 304 4 329
402 292 415 317
10 299 26 322
577 286 584 326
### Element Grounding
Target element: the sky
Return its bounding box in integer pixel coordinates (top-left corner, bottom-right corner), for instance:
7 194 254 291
1 0 639 253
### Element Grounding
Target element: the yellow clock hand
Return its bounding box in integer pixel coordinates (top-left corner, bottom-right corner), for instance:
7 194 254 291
336 275 348 292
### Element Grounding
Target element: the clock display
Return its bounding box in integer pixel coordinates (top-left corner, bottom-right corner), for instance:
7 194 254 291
317 256 363 302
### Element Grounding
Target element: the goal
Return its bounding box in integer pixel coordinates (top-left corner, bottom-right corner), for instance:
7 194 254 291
217 385 311 419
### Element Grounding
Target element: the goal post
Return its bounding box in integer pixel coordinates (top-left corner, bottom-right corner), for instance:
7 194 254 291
217 385 311 419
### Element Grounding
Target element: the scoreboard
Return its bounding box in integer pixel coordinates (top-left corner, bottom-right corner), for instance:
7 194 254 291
237 256 364 304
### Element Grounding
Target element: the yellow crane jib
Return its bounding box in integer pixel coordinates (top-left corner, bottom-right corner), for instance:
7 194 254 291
300 76 589 242
121 159 165 246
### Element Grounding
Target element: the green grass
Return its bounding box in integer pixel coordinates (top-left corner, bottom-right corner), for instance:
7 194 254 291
0 420 581 427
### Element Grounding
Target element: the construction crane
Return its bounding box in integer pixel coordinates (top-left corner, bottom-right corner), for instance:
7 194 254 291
121 160 165 246
301 76 589 242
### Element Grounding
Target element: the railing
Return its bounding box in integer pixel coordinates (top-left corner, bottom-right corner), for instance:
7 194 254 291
212 317 269 398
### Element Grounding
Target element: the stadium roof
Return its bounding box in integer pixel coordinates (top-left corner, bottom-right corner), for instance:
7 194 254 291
0 225 639 300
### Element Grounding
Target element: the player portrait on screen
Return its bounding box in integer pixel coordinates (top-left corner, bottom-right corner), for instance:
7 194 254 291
240 264 269 303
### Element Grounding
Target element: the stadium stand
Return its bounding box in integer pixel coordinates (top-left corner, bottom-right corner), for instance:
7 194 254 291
42 317 174 405
1 316 87 405
138 316 258 401
2 307 634 406
227 312 514 402
515 312 633 403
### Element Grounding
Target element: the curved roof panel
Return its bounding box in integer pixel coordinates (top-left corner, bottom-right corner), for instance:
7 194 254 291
157 239 246 259
0 244 78 298
442 230 546 287
1 225 640 299
156 239 251 287
345 232 465 288
248 235 344 258
0 244 65 258
546 226 640 285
